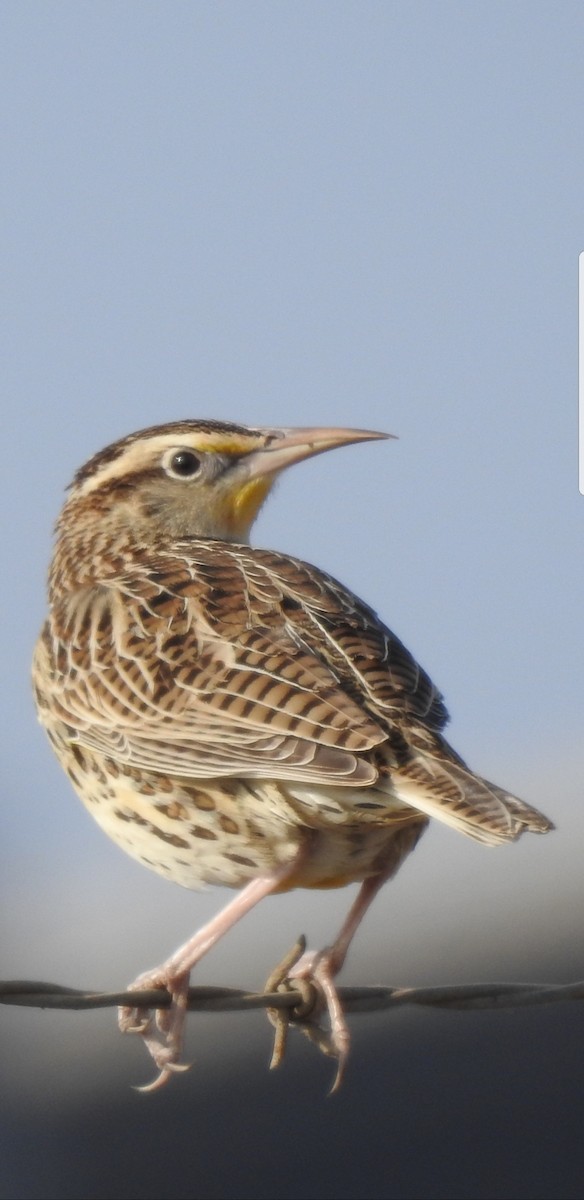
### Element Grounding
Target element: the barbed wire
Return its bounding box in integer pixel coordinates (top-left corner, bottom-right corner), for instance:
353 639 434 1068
5 939 583 1089
2 977 584 1014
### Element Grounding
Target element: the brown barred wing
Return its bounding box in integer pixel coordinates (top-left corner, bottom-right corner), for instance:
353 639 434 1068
245 546 449 735
37 546 391 786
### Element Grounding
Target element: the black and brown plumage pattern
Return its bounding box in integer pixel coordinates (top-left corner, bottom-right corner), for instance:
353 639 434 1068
33 419 552 1087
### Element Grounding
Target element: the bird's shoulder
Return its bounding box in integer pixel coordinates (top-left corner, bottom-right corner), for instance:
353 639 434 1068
110 538 450 736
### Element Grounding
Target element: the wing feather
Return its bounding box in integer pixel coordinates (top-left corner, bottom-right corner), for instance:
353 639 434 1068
41 540 439 784
37 540 550 843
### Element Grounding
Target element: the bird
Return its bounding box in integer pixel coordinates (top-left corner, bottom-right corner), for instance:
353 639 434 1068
32 419 553 1090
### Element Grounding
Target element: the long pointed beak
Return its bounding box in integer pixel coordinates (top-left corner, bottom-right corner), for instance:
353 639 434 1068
240 425 394 481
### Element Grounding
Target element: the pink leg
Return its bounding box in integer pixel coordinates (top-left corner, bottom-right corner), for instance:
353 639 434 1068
288 821 426 1088
120 857 304 1092
289 872 390 1088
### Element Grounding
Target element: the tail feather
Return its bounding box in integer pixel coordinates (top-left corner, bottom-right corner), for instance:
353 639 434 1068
392 751 554 847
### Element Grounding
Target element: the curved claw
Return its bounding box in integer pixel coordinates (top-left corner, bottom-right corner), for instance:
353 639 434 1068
134 1059 192 1095
119 1006 155 1036
328 1049 348 1095
118 967 190 1089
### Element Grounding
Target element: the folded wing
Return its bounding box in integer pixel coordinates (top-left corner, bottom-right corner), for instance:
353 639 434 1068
38 540 551 842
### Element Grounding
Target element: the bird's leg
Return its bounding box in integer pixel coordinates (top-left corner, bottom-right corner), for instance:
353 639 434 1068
281 820 427 1087
119 855 305 1092
286 870 391 1089
262 821 427 1086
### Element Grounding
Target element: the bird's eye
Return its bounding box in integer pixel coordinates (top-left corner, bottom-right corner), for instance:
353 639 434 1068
165 449 202 479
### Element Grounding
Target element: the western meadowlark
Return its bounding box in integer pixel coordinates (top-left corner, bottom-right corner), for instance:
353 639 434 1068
32 420 553 1089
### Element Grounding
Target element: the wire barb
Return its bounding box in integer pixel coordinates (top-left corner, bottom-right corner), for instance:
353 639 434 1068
264 934 310 1070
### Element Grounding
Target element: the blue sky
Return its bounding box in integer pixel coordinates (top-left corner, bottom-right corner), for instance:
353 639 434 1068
0 3 582 1183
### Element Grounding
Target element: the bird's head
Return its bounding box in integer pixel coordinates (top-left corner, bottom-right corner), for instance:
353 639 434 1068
60 419 391 544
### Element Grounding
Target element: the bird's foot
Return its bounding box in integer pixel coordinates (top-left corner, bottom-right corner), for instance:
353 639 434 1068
264 937 349 1092
118 967 192 1092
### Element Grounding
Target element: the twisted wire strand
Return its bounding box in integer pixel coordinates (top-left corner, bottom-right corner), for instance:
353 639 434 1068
2 977 583 1014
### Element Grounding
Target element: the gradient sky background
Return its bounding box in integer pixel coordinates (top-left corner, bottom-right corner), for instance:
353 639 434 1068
1 4 582 1199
